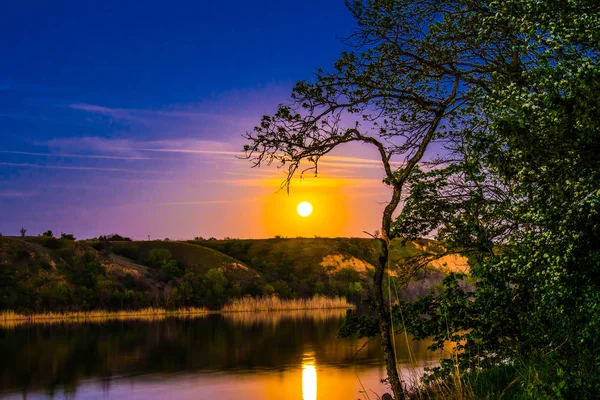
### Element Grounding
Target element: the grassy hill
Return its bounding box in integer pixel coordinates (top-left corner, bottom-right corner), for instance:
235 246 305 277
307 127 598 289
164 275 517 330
193 237 444 275
0 235 466 313
194 237 456 300
108 241 259 281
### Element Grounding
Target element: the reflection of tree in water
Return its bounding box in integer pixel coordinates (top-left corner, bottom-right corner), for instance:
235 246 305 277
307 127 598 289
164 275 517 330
0 312 441 396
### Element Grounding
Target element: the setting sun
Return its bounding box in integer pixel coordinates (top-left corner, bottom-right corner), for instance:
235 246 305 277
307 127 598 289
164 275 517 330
297 201 313 217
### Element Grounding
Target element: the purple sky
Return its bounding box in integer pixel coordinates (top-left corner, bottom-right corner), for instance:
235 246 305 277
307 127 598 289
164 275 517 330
0 1 430 239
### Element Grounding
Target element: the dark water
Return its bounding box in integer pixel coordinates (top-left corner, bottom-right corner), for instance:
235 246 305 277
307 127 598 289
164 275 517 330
0 310 441 399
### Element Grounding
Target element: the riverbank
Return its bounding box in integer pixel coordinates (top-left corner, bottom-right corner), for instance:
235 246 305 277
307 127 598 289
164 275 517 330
0 295 353 328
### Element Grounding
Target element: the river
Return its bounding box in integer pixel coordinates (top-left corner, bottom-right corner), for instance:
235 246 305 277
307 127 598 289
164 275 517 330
0 310 442 399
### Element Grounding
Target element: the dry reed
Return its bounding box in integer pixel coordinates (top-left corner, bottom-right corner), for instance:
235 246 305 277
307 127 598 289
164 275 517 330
0 307 210 328
0 296 353 328
221 295 353 312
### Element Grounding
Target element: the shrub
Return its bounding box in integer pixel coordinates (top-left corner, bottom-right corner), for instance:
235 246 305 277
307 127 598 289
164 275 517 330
60 233 76 240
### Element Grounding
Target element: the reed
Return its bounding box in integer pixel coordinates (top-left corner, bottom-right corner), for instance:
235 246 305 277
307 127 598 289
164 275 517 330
0 296 352 328
222 295 353 312
0 307 210 328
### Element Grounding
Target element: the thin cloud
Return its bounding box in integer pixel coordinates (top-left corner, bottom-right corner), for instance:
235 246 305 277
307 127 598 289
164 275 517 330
0 162 163 174
139 148 390 166
0 150 155 160
45 137 236 158
157 199 249 206
212 176 382 188
68 103 221 124
0 190 38 198
138 147 402 174
223 171 282 178
316 161 385 170
43 136 401 169
140 148 241 156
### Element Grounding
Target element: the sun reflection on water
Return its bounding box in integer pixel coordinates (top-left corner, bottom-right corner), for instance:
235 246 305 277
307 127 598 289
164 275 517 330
302 354 317 400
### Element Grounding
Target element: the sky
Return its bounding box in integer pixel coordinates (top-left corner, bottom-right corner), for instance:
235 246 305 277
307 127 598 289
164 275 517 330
0 0 397 240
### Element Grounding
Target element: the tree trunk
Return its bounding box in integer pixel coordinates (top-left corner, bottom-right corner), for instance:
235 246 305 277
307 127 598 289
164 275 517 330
374 239 405 399
374 186 405 400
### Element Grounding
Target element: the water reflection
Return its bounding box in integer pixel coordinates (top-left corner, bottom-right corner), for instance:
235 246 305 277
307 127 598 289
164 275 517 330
0 311 443 399
302 354 317 400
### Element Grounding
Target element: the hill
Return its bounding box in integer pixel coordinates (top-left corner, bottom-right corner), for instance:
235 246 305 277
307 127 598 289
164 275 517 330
194 237 463 300
108 241 259 281
0 236 468 313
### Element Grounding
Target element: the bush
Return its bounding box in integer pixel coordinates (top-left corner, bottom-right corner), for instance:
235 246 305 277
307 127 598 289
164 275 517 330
147 248 173 269
42 237 64 250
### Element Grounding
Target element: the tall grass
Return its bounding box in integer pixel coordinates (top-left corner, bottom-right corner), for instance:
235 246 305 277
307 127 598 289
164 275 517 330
0 307 210 328
222 295 353 312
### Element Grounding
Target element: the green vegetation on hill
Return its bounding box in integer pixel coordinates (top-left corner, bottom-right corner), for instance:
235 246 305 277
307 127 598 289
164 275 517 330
0 236 448 313
108 241 258 279
195 237 427 269
194 237 439 301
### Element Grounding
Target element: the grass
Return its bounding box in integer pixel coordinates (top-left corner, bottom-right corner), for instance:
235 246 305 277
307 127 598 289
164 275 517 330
222 294 353 312
405 362 560 400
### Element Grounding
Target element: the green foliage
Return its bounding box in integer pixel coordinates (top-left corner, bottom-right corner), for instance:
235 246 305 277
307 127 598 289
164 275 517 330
60 233 75 241
147 248 173 268
271 280 294 299
147 248 182 278
384 1 600 397
41 237 65 250
203 268 229 306
338 309 379 339
100 234 131 241
0 235 430 318
299 0 600 397
336 267 360 283
42 230 53 237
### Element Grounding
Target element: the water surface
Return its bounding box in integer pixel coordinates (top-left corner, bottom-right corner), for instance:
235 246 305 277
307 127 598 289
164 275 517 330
0 310 441 399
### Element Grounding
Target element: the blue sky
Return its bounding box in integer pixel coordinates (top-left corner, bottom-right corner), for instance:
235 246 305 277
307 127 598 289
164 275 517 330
0 1 396 239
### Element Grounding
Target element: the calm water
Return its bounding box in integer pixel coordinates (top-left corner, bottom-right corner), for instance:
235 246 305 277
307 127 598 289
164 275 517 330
0 310 442 399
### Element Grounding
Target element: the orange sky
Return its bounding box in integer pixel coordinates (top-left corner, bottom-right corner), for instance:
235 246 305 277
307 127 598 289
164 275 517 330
184 144 395 239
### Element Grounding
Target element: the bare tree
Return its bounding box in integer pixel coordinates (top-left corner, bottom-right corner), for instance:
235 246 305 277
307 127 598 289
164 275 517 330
20 228 26 238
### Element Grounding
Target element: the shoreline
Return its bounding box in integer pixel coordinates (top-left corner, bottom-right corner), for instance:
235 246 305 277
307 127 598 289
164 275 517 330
0 296 354 327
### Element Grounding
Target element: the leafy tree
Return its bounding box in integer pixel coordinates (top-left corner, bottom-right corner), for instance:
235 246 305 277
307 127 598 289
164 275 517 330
42 230 53 237
99 234 132 242
242 0 557 395
244 0 599 397
147 248 173 268
313 280 326 295
271 280 294 299
204 268 229 306
147 248 181 278
388 0 600 397
161 259 181 278
60 233 75 240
